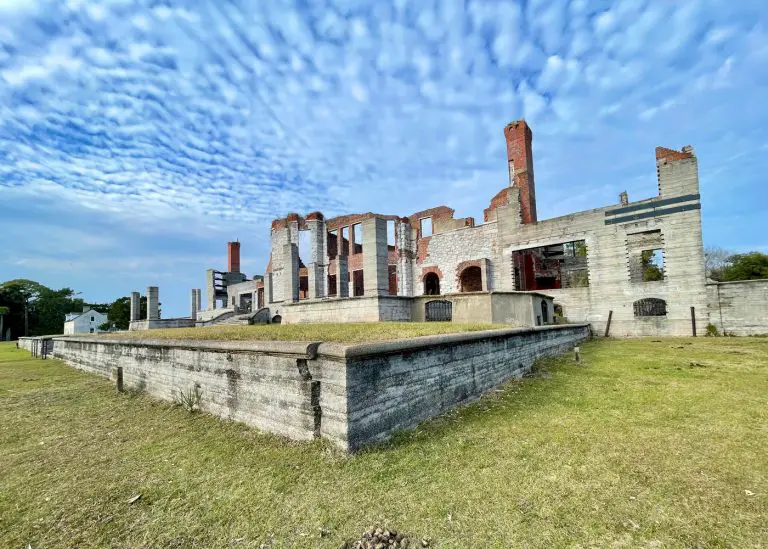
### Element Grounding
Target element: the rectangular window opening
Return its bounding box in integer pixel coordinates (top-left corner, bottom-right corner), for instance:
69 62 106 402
327 230 338 259
387 220 396 248
511 240 589 291
352 223 362 254
341 226 350 256
642 249 665 281
298 230 311 265
419 217 433 237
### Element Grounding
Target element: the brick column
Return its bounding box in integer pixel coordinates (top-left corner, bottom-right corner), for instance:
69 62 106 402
363 217 389 296
336 256 349 298
283 243 299 303
130 291 141 321
147 286 159 320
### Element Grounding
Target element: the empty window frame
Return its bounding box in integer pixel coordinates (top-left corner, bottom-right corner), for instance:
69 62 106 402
340 226 350 256
352 223 363 254
512 240 589 291
298 230 311 265
634 298 667 317
387 220 396 247
627 230 665 283
420 217 433 237
327 230 338 259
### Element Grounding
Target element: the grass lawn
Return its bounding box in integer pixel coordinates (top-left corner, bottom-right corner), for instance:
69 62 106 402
0 337 766 548
97 322 506 344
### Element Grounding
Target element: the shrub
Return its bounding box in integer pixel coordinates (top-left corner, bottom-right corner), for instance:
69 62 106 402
175 384 202 413
705 323 720 337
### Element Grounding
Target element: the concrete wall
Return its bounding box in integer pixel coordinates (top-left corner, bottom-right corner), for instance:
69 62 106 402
707 279 768 336
321 324 590 450
129 318 196 331
410 292 554 326
51 338 324 442
495 152 707 337
282 296 412 324
33 324 588 451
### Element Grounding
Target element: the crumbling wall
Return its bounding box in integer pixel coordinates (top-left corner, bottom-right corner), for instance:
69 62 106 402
416 222 498 295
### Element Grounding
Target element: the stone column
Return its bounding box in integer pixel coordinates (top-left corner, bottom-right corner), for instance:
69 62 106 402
195 289 202 311
363 217 389 296
190 289 198 319
283 243 299 303
129 291 141 322
205 269 216 310
396 220 414 297
147 286 159 320
306 215 327 299
264 273 273 304
480 258 490 292
336 255 349 298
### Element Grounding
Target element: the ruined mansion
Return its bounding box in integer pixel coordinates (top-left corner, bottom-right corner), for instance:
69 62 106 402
174 119 710 337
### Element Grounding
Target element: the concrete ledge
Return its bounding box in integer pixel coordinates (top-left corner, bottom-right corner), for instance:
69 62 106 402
52 336 322 359
317 324 590 359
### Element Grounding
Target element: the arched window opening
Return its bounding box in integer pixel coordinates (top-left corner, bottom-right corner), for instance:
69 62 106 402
459 266 483 292
424 272 440 295
634 298 667 317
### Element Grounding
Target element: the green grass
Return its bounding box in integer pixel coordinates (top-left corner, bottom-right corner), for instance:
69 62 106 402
97 322 506 344
1 338 766 548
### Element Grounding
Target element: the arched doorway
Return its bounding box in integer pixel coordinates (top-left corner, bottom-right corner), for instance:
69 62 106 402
459 266 483 292
424 272 440 295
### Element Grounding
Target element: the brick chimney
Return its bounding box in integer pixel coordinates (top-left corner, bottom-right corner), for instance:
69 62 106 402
504 120 537 224
227 241 241 273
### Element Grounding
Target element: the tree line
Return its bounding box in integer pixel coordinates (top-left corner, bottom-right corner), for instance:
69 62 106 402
705 249 768 282
0 279 147 340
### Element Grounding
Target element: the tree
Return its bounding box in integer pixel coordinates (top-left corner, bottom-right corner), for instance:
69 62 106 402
705 247 732 280
0 306 8 341
107 296 147 330
641 250 664 282
717 252 768 282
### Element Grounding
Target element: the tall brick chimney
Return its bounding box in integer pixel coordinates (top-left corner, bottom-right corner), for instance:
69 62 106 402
227 241 241 273
504 120 537 224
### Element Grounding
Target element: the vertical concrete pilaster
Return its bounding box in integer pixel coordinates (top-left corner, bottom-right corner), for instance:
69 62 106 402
205 269 216 310
306 217 327 299
130 292 141 321
396 220 413 297
190 289 198 319
283 243 299 303
363 217 389 296
147 286 159 320
480 258 490 292
195 289 202 311
264 273 273 304
336 256 349 298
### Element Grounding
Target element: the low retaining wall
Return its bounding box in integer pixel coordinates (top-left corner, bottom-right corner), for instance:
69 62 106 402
27 324 589 451
18 336 57 358
281 295 412 324
129 318 196 331
707 279 768 336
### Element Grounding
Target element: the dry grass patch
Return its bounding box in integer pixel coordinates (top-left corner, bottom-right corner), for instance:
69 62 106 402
1 337 766 548
96 322 506 344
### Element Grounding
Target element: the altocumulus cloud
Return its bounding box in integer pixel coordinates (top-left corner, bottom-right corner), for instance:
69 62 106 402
1 0 767 316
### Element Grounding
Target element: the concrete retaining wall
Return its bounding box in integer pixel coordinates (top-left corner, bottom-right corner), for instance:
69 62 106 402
25 324 590 451
129 318 196 331
282 295 412 324
321 324 590 450
707 279 768 336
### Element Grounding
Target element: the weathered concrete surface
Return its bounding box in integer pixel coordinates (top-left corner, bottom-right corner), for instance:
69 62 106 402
24 324 589 451
707 279 768 336
129 318 196 331
282 296 412 324
318 324 591 451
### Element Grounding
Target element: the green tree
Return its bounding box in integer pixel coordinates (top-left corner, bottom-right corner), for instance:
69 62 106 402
0 306 8 341
641 250 664 282
716 252 768 282
107 296 147 330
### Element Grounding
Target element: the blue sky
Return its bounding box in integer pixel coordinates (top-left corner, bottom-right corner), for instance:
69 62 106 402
1 0 766 318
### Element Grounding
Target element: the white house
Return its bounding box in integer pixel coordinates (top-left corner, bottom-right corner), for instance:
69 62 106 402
63 309 108 334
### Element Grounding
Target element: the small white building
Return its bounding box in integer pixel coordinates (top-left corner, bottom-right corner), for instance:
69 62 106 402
63 309 108 334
